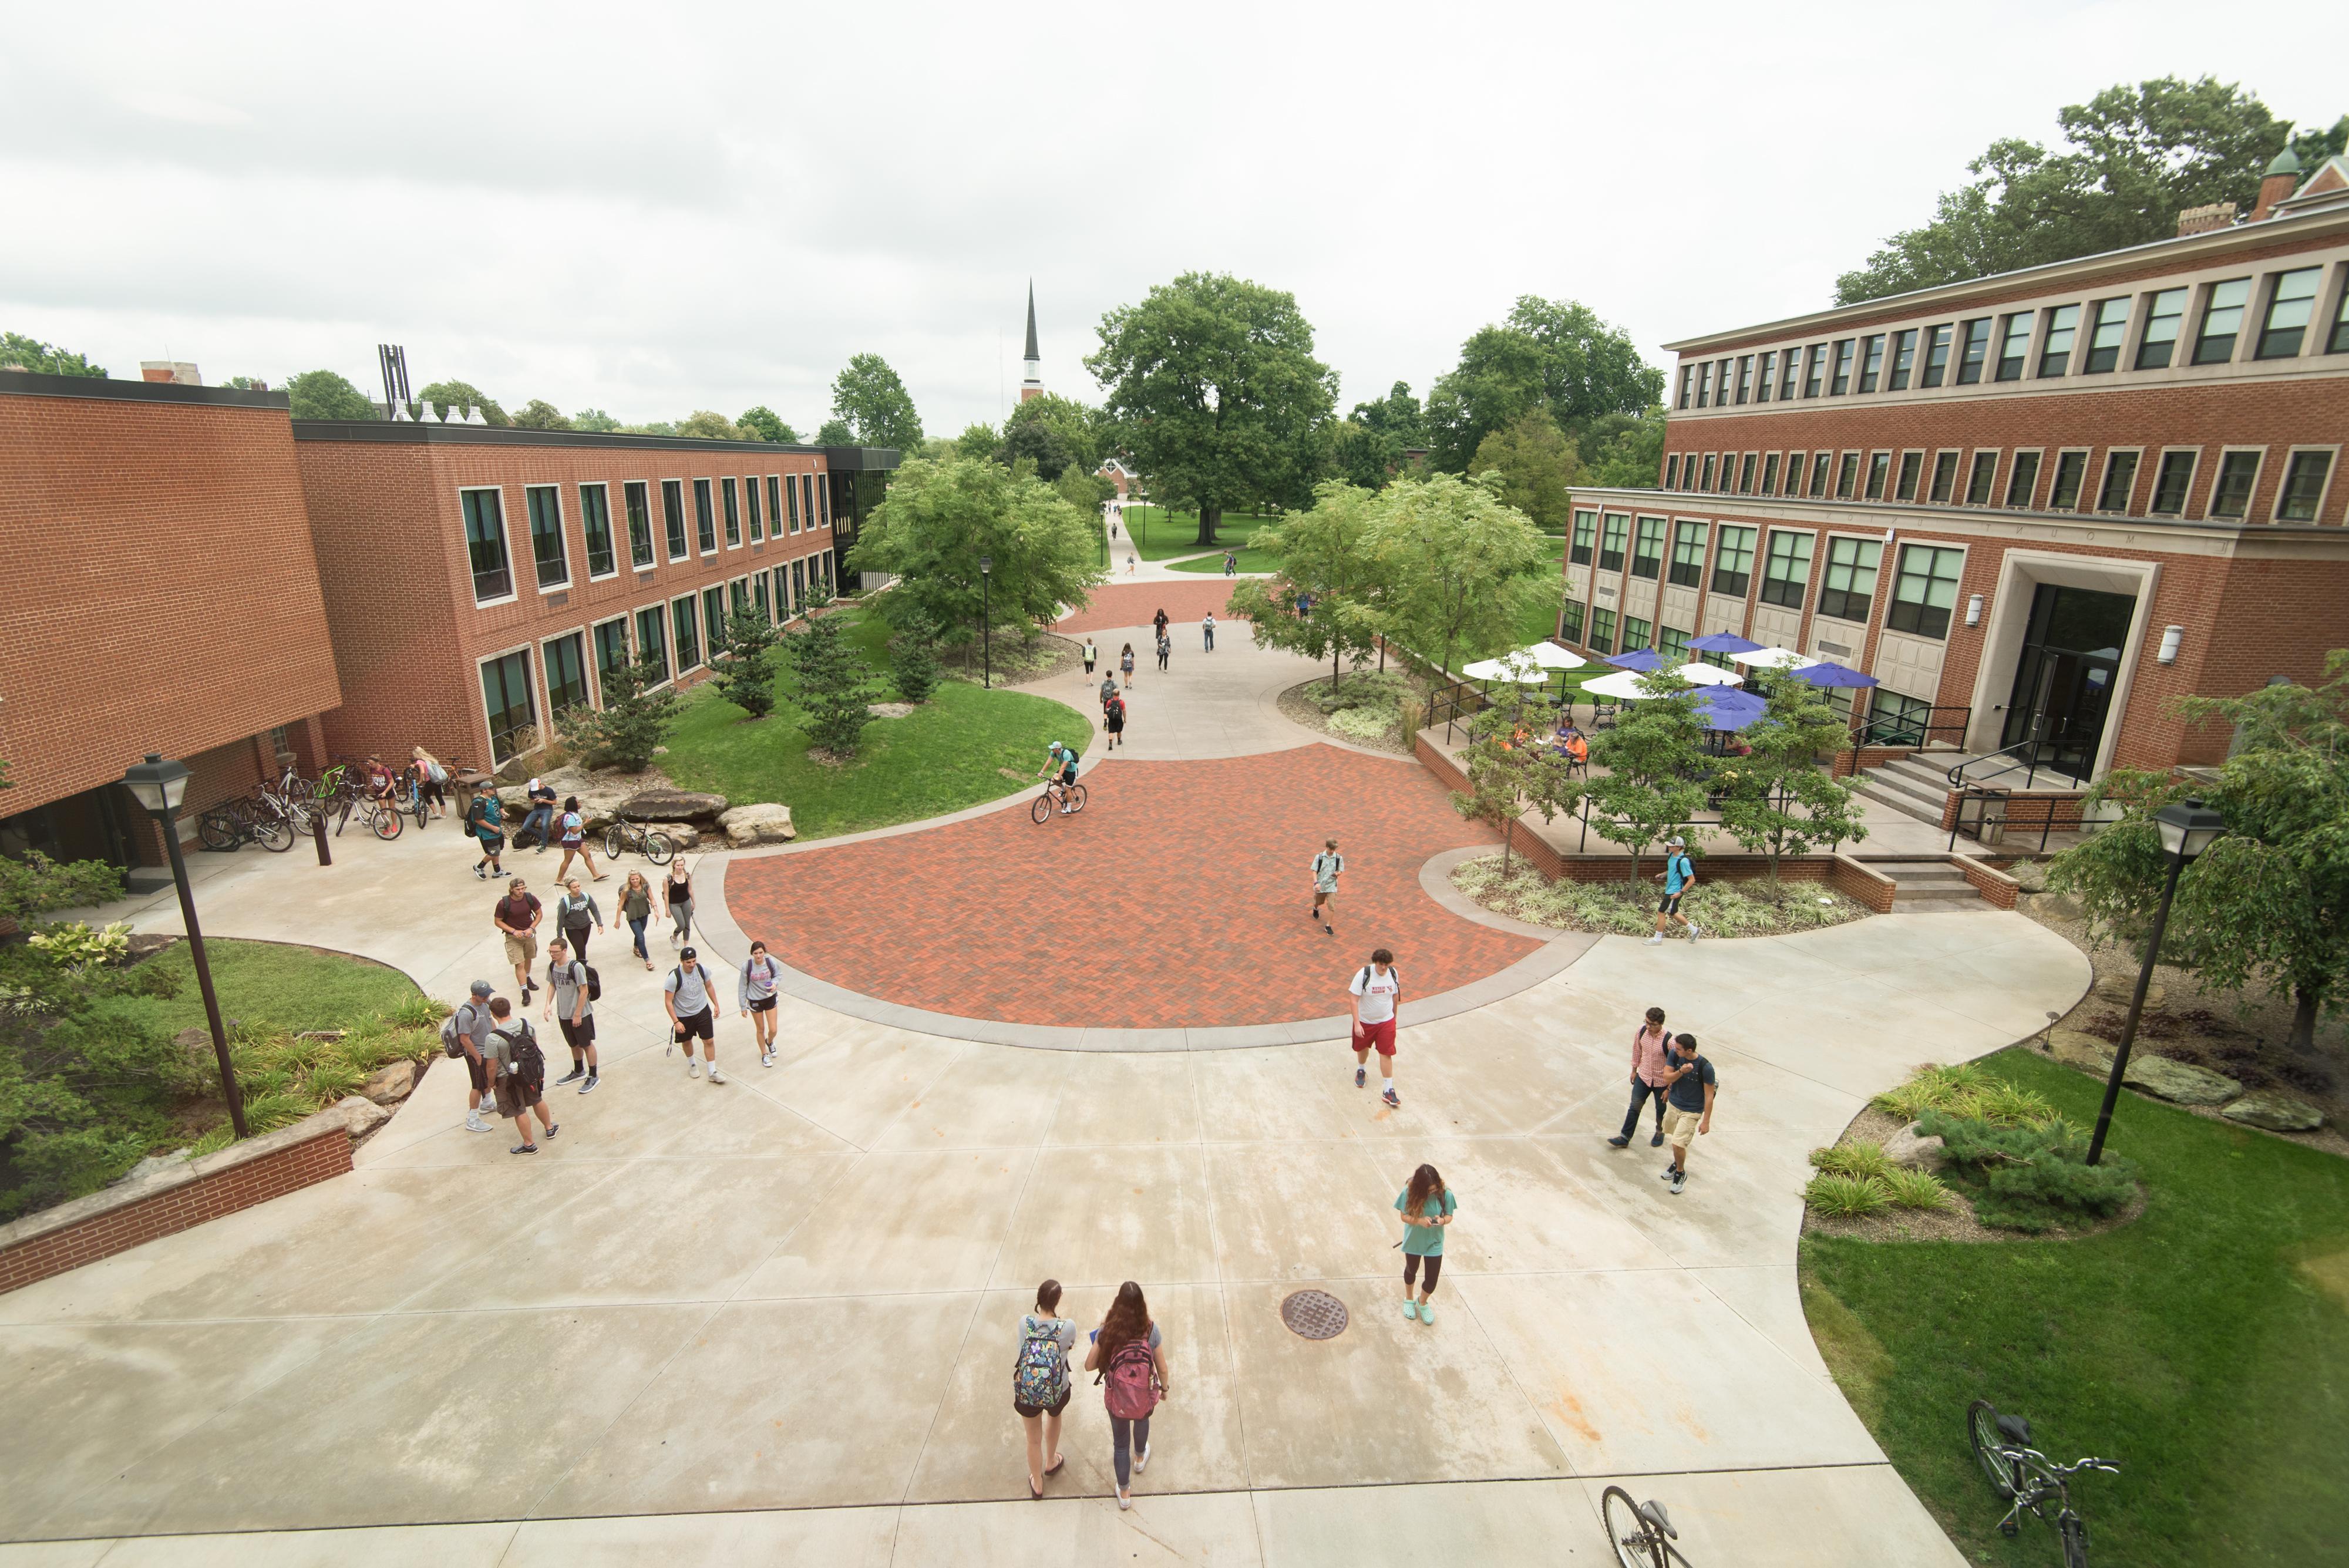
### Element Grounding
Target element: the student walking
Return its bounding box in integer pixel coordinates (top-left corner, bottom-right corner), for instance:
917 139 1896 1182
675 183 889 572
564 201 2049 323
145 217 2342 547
1099 673 1118 711
1104 689 1127 750
1119 642 1136 688
1607 1007 1673 1149
1202 611 1216 651
1082 638 1098 677
619 872 655 971
1395 1163 1456 1323
1154 632 1170 672
1310 839 1343 935
493 879 543 1002
551 796 606 884
664 860 695 947
411 747 450 818
553 877 603 964
448 980 499 1133
1348 947 1403 1106
1152 607 1169 645
740 940 782 1067
465 786 507 879
483 997 557 1153
1013 1279 1075 1499
1660 1033 1718 1196
664 944 726 1083
1085 1281 1170 1510
1222 550 1236 576
541 937 599 1093
1647 836 1701 945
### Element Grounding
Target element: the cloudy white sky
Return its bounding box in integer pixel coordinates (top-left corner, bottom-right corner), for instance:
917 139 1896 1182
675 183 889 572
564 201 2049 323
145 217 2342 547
5 2 2343 436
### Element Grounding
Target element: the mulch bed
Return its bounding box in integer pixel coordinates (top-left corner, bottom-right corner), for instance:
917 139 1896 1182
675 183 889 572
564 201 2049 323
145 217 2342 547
1276 677 1417 756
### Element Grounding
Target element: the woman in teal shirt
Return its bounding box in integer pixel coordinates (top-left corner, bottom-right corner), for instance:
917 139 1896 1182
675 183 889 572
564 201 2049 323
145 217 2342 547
1395 1163 1456 1324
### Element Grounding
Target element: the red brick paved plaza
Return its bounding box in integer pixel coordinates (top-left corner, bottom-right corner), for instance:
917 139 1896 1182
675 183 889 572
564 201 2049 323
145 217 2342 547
1056 578 1251 635
725 744 1536 1029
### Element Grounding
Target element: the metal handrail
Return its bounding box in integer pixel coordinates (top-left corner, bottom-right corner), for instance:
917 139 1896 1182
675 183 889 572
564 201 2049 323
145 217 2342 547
1947 720 2093 792
1853 705 1970 751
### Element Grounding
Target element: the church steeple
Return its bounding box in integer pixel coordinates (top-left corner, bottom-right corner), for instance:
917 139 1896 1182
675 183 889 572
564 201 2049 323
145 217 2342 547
1020 281 1042 402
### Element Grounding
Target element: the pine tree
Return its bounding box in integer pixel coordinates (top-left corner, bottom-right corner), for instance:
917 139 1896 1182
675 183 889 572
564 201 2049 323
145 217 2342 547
556 655 679 772
784 592 879 758
889 612 943 705
712 605 781 720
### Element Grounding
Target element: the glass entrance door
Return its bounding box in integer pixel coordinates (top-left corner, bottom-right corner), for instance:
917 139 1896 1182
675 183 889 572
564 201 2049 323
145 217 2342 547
2001 583 2135 778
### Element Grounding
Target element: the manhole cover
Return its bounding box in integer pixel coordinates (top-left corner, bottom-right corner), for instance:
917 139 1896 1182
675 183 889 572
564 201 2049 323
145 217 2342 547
1280 1289 1349 1340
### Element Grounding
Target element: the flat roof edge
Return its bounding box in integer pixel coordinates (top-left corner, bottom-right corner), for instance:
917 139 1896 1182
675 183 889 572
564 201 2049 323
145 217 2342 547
0 369 291 410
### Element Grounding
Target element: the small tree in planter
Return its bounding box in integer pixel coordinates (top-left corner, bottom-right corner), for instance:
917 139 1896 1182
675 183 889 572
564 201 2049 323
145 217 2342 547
556 655 679 773
712 605 781 720
1451 702 1574 876
1715 679 1869 877
889 611 944 704
1576 672 1711 889
785 590 880 758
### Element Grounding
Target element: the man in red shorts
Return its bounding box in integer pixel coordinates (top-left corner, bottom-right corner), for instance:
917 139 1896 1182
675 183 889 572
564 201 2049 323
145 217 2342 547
1348 947 1403 1108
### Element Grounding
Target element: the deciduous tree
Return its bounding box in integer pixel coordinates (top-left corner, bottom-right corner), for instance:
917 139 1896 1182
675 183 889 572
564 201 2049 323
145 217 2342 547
1470 408 1583 532
418 379 508 424
738 405 798 443
815 417 854 446
830 354 924 452
0 332 106 378
553 656 679 773
1425 297 1664 472
512 399 573 430
1452 702 1576 876
1714 681 1869 873
1226 482 1388 692
286 369 377 421
1368 472 1560 679
571 408 622 432
1580 408 1667 489
1575 673 1711 887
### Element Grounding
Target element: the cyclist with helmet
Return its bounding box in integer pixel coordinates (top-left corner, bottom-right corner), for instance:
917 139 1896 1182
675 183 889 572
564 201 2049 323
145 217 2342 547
1036 741 1080 815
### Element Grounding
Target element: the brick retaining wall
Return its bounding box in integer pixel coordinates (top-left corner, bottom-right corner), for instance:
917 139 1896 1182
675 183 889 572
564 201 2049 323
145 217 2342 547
1950 854 2022 910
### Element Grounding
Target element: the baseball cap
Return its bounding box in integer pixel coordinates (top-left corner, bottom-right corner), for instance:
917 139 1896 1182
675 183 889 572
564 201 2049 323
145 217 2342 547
1668 836 1686 847
468 980 493 998
680 945 698 961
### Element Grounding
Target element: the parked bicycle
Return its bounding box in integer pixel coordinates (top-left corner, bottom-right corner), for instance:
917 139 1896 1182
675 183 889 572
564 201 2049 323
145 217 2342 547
196 795 295 854
1969 1400 2118 1567
602 814 676 865
1030 780 1088 823
1601 1488 1691 1567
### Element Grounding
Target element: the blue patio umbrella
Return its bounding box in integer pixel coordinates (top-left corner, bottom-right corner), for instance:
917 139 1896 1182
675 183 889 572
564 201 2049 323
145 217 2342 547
1686 631 1764 655
1692 687 1767 731
1604 647 1666 672
1796 659 1879 688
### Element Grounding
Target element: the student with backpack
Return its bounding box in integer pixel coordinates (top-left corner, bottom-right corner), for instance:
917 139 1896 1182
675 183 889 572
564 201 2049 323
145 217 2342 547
551 795 607 885
410 746 450 819
663 944 726 1084
553 877 603 964
1084 1280 1170 1510
1395 1163 1456 1323
1104 689 1127 750
442 979 499 1133
739 940 782 1068
1348 947 1403 1107
541 936 600 1094
1647 836 1701 945
1012 1278 1075 1499
465 786 507 880
483 997 558 1153
1310 839 1343 935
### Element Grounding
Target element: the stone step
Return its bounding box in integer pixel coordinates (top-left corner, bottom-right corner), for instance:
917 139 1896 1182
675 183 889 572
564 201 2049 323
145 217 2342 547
1894 886 1988 907
1854 779 1946 828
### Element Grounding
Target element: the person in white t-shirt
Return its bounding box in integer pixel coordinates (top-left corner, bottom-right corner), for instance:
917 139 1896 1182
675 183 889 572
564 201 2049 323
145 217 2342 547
1348 947 1403 1108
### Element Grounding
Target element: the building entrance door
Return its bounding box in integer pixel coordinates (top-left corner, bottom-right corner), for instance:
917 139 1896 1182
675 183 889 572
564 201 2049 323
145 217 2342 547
2000 583 2136 779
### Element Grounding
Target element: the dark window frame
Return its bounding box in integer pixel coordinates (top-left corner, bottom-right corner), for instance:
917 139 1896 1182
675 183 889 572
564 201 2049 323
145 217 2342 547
721 477 742 546
2004 450 2042 509
1835 452 1860 500
1818 536 1882 624
671 595 702 673
525 484 569 591
694 478 717 554
2149 450 2197 514
591 616 632 695
1588 607 1616 655
478 647 537 765
1630 516 1666 580
2082 297 2129 374
1857 334 1885 393
1929 450 1960 503
1598 513 1628 573
624 481 654 569
1887 328 1917 391
2208 450 2261 519
1886 544 1964 640
462 486 513 604
1994 310 2034 381
634 605 669 684
1828 338 1855 395
662 479 689 560
1894 451 1923 502
1920 324 1952 387
1964 450 1999 507
2256 267 2322 359
579 482 617 579
2135 287 2186 369
1865 450 1892 500
2038 303 2079 376
1668 520 1708 588
2048 450 2089 510
1757 529 1814 610
1955 318 1992 384
2096 450 2141 513
1569 510 1596 567
1808 452 1832 497
2192 278 2251 365
1712 524 1756 598
2276 450 2334 521
542 631 590 718
1759 453 1781 496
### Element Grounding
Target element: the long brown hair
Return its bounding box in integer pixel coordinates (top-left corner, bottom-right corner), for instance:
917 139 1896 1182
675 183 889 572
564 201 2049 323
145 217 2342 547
1405 1163 1447 1219
1096 1280 1150 1364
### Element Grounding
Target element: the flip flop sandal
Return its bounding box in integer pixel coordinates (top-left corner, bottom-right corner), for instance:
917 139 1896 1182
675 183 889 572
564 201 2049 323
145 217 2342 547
1044 1456 1066 1477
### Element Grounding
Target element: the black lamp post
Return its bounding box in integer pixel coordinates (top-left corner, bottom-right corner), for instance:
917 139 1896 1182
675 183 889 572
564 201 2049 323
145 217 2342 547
122 754 249 1140
978 554 993 690
2085 796 2226 1166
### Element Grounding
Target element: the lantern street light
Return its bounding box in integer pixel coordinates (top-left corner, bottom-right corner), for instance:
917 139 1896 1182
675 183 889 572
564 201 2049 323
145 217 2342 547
978 554 993 690
2085 796 2227 1165
120 754 248 1140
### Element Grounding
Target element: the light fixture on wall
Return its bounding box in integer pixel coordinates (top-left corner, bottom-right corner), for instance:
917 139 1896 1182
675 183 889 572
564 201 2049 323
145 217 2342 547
1965 593 1984 628
2158 625 2183 664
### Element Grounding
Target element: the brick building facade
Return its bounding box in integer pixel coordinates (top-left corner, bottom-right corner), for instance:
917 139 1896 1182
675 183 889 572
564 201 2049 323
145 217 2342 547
1557 154 2349 782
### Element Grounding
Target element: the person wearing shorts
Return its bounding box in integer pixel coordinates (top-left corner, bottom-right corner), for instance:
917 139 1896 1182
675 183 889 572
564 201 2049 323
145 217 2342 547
466 786 507 879
1082 639 1098 677
1348 947 1402 1107
1310 839 1343 935
1104 691 1126 751
1648 836 1701 945
493 880 542 1001
1660 1033 1717 1196
1012 1279 1075 1498
483 997 557 1155
664 945 726 1084
740 940 782 1067
1395 1163 1455 1323
541 937 598 1093
456 980 497 1133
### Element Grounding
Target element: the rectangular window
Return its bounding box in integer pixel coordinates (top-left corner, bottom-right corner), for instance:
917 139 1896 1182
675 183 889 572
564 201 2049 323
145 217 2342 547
635 606 669 682
2083 298 2129 373
1865 451 1891 500
1735 355 1753 404
702 586 725 652
1759 453 1781 496
2277 452 2333 520
624 480 653 568
579 483 616 578
1668 521 1708 587
480 650 536 765
1995 311 2034 381
2193 278 2251 364
1835 452 1860 499
593 617 632 689
1560 599 1585 641
2150 450 2196 514
1658 625 1690 662
1818 537 1882 623
753 571 770 620
1622 616 1651 652
1631 516 1665 579
1736 453 1756 494
671 596 702 672
747 474 764 540
1695 362 1711 408
2049 450 2088 510
785 473 802 531
1664 455 1681 489
1677 366 1694 410
1587 607 1616 655
1964 452 1998 506
772 566 792 615
1803 344 1826 398
1808 452 1832 497
2136 287 2187 369
1955 318 1992 384
462 488 511 603
1929 451 1960 503
1699 454 1717 491
516 480 566 587
694 479 716 553
2333 284 2349 354
1715 361 1731 409
804 475 820 531
1569 510 1596 566
2257 268 2322 359
729 578 749 617
1828 338 1855 395
1920 324 1952 387
2004 451 2041 508
662 480 688 560
2096 451 2140 512
1756 350 1776 403
2208 450 2261 519
1887 544 1963 639
1778 349 1802 400
1712 525 1756 597
1598 513 1628 573
543 632 589 717
768 475 785 535
790 558 807 605
1681 456 1700 492
1857 334 1885 393
722 477 742 546
1888 328 1917 391
1894 451 1923 502
2038 304 2079 376
1758 530 1813 610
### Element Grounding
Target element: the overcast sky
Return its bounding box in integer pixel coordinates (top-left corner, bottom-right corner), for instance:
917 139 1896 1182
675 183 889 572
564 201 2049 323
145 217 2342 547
5 2 2343 437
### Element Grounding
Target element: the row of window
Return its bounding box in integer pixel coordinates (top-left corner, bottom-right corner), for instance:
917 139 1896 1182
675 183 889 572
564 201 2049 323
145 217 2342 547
476 553 840 763
1658 440 2335 524
1570 507 1967 641
1676 260 2349 415
462 472 832 605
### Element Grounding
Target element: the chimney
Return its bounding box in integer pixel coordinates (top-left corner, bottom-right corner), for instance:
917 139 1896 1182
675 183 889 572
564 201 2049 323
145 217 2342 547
2252 146 2303 222
139 361 202 385
2175 201 2236 238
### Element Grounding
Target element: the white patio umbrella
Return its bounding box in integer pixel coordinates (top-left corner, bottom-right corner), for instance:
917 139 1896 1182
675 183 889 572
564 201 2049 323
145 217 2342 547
1580 668 1655 701
1460 655 1552 684
1524 641 1587 669
1672 661 1744 687
1732 645 1818 671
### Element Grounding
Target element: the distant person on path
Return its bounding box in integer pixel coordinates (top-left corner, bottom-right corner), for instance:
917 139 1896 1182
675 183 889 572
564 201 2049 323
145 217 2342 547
1310 839 1343 936
664 860 695 947
1607 1006 1674 1149
552 796 605 884
1082 638 1098 677
740 940 782 1067
494 879 543 1002
1085 1281 1170 1511
619 871 655 971
1647 836 1701 945
1126 551 1136 575
1152 607 1169 644
484 997 557 1154
1099 672 1118 711
1295 590 1312 618
465 786 507 879
554 877 603 964
452 979 497 1133
1202 611 1216 651
519 777 558 852
1348 947 1402 1105
1223 550 1236 576
1120 642 1136 689
1155 632 1170 672
1104 691 1127 751
1660 1032 1718 1196
1395 1163 1456 1323
1014 1279 1075 1499
541 936 598 1094
411 746 450 819
664 944 726 1083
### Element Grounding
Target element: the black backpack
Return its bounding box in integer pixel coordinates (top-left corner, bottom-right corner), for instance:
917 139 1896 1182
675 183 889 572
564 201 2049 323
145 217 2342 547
553 958 601 1003
493 1021 546 1091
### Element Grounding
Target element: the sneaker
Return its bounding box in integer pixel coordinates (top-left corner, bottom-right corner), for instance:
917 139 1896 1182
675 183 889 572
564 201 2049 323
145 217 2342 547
1402 1300 1419 1321
762 1049 775 1068
1116 1489 1130 1511
1382 1087 1401 1108
709 1067 726 1085
544 1123 560 1140
511 1142 537 1155
555 1068 585 1086
1322 923 1334 936
1661 1165 1679 1183
1670 1170 1686 1196
1644 933 1664 945
579 1074 599 1094
1418 1301 1436 1324
688 1059 702 1078
1687 924 1702 943
1134 1445 1151 1475
1355 1066 1367 1089
465 1112 492 1133
1650 1130 1665 1148
1606 1134 1630 1148
473 865 487 881
493 869 511 879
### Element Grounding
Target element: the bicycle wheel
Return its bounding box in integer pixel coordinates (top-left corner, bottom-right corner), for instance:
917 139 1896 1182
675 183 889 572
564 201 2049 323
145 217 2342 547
2060 1513 2090 1568
1600 1486 1664 1568
603 826 625 859
1031 793 1052 824
1068 783 1088 815
197 807 239 853
641 830 674 866
1968 1401 2017 1498
254 813 295 853
371 804 403 840
410 795 429 830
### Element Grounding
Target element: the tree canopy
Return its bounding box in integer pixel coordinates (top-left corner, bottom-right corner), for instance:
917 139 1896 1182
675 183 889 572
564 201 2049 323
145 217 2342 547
1579 409 1668 490
675 409 753 441
830 354 924 452
511 399 572 430
1836 78 2349 304
998 392 1105 480
1576 671 1711 884
816 417 854 446
1424 297 1664 473
1226 481 1389 691
1086 271 1337 546
1470 408 1583 531
737 406 797 443
571 408 621 432
285 369 378 421
1371 471 1560 679
2 333 107 378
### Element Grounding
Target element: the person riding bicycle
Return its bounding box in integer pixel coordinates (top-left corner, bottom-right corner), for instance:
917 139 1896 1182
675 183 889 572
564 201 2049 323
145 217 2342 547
1036 742 1079 815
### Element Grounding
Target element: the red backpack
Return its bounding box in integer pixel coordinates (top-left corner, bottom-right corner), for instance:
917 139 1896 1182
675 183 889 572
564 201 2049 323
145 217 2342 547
1100 1334 1160 1420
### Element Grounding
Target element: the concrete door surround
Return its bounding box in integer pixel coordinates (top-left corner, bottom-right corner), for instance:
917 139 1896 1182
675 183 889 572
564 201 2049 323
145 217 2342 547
1963 548 2162 778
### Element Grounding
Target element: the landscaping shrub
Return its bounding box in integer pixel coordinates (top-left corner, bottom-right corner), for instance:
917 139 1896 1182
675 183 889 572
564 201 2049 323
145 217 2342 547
1882 1169 1954 1210
1327 705 1399 743
1807 1172 1893 1217
1452 855 1867 937
1917 1109 2139 1233
1810 1141 1898 1181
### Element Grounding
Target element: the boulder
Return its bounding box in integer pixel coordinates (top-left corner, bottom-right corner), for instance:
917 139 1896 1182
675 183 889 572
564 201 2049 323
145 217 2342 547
2030 891 2085 923
1882 1121 1947 1172
2092 971 2166 1011
656 825 702 850
116 1150 191 1186
2221 1088 2326 1133
362 1058 418 1105
721 803 797 847
323 1095 390 1138
2007 860 2050 893
173 1025 213 1055
620 788 728 825
2122 1052 2239 1106
2048 1028 2115 1072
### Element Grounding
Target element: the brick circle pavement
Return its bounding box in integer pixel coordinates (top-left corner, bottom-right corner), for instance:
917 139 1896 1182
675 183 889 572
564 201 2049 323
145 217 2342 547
1057 579 1251 635
723 743 1539 1031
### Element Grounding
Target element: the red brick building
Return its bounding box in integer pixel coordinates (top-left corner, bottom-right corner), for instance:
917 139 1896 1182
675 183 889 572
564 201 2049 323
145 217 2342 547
0 372 342 876
1558 152 2349 786
292 423 897 771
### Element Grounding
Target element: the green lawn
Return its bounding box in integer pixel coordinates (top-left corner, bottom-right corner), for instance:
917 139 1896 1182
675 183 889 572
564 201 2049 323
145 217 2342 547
661 609 1092 839
1801 1048 2349 1567
1170 544 1283 574
1118 505 1277 560
93 940 421 1038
